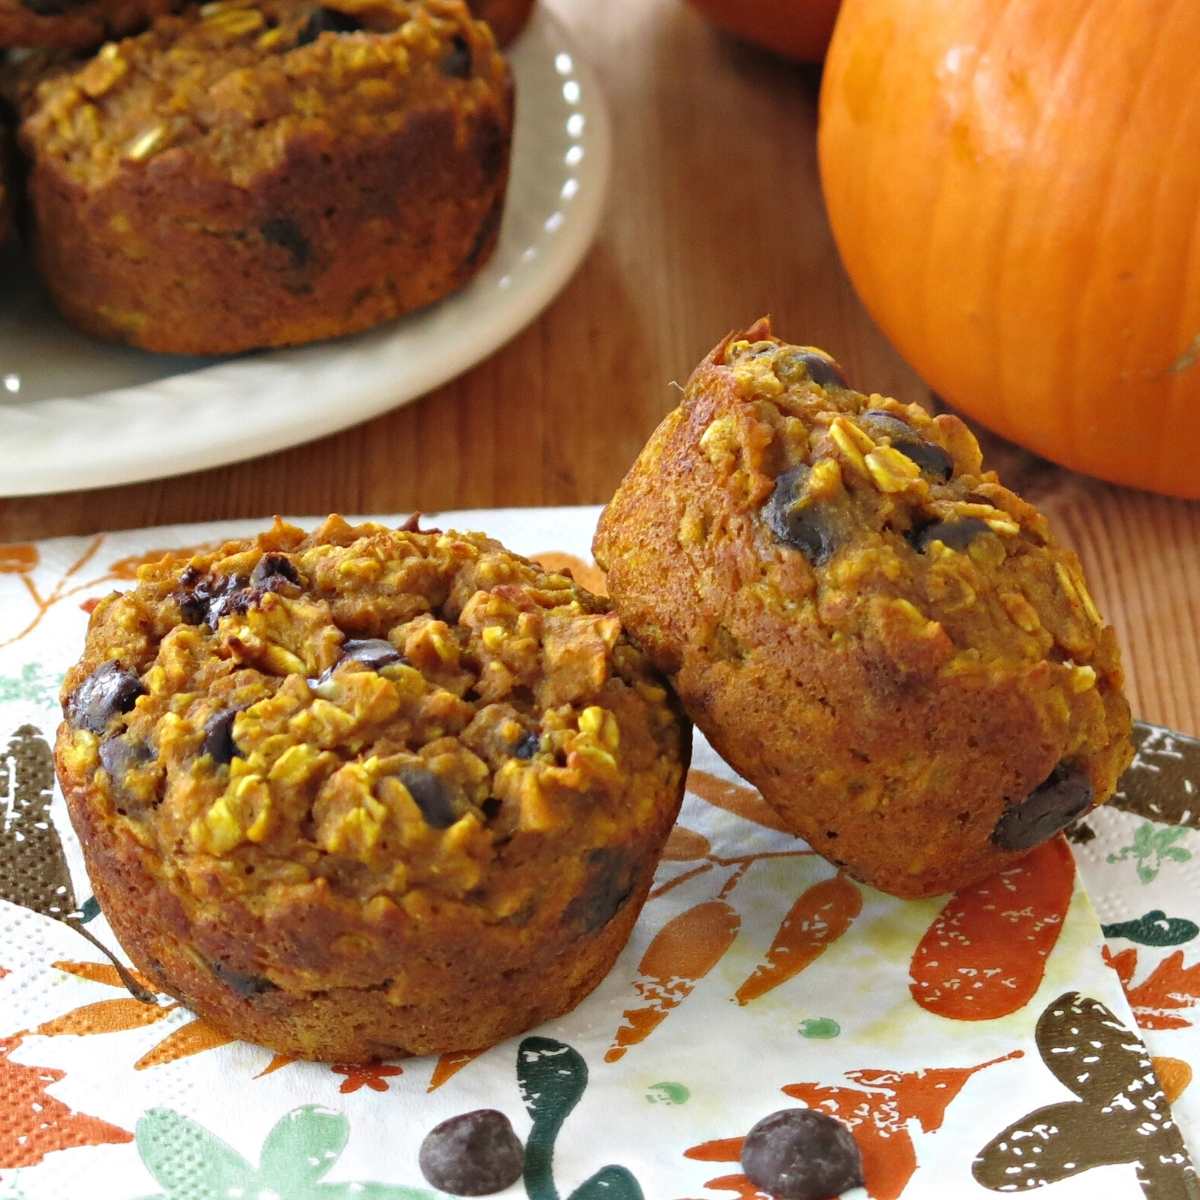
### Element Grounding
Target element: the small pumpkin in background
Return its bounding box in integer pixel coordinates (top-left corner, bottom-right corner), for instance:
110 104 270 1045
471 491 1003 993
686 0 842 63
819 0 1200 498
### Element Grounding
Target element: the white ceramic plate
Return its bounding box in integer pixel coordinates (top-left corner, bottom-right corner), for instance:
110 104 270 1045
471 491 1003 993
0 7 611 496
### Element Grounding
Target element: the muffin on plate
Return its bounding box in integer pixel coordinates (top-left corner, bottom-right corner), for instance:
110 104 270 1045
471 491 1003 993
17 0 513 354
56 516 689 1061
467 0 532 45
594 320 1132 898
0 0 176 51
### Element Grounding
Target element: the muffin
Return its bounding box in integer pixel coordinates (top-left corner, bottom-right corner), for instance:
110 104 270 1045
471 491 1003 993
0 0 175 51
55 517 690 1061
17 0 513 354
594 320 1132 898
467 0 531 45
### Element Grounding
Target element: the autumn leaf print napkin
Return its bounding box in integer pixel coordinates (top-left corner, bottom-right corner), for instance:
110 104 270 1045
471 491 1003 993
0 508 1197 1200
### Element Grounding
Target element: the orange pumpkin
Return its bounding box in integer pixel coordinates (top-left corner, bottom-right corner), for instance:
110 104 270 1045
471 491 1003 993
686 0 841 63
819 0 1200 498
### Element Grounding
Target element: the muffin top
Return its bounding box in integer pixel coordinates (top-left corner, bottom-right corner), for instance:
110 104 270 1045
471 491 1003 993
20 0 508 187
622 319 1122 703
57 517 687 921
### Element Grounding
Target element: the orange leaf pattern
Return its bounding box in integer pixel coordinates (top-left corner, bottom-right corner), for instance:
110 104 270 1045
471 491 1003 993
910 837 1075 1020
0 1035 131 1168
685 1052 1020 1200
1105 945 1200 1030
662 826 711 862
133 1018 234 1070
428 1049 486 1092
0 545 38 575
606 900 740 1063
332 1062 403 1094
734 874 861 1005
686 770 793 834
36 997 176 1038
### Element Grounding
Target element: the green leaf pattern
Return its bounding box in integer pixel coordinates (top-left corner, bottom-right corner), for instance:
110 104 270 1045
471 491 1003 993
1107 822 1193 884
135 1107 435 1200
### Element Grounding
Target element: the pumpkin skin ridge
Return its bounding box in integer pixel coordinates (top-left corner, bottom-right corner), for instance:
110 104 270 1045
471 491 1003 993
820 0 1200 497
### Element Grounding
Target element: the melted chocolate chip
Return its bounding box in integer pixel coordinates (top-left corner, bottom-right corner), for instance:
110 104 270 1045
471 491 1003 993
175 568 290 632
763 466 839 565
67 662 145 734
441 33 473 78
211 960 277 998
513 732 540 760
740 1109 863 1200
99 736 152 783
250 552 302 590
419 1110 524 1197
340 638 403 670
259 219 310 270
565 847 635 933
296 5 362 45
863 410 953 481
774 349 848 390
399 766 458 829
992 764 1094 852
909 517 989 554
896 438 954 481
202 709 241 765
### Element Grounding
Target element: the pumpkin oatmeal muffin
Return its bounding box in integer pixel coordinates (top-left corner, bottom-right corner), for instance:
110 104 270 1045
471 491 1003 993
55 517 689 1061
594 320 1132 898
467 0 531 45
17 0 512 354
0 0 175 51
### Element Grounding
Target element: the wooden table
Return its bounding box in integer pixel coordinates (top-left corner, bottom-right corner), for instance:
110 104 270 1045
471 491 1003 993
3 0 1198 735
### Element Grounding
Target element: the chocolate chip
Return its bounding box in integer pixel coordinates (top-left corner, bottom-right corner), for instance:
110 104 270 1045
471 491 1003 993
249 552 301 590
203 576 253 630
442 33 473 78
895 438 954 481
774 349 848 390
992 764 1094 852
259 219 310 270
340 638 403 670
201 709 241 765
862 411 953 481
862 410 911 437
513 732 540 760
763 466 839 565
909 517 989 554
419 1110 524 1197
67 662 145 734
296 5 362 45
211 960 276 998
398 766 458 829
99 736 152 783
740 1109 863 1200
565 847 635 933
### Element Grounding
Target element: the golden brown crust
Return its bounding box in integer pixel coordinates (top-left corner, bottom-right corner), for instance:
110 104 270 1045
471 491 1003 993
0 0 176 51
594 320 1133 898
56 516 689 1059
19 0 513 354
467 0 531 45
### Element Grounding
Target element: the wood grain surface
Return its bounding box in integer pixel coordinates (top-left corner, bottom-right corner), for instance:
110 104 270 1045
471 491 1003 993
1 0 1197 735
